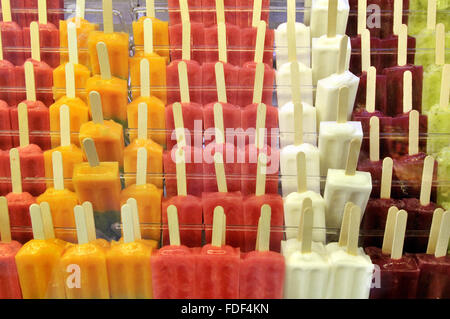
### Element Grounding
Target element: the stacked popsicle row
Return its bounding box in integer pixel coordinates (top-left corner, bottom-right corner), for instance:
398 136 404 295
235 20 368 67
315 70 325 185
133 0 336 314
0 0 63 28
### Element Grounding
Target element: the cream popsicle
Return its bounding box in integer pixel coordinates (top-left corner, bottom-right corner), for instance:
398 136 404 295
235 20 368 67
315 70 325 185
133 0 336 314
310 0 350 38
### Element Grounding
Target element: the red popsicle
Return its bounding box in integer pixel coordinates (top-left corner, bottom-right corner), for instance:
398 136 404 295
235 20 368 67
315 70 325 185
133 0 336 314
204 23 240 67
166 60 202 105
168 0 202 25
203 102 241 146
349 34 382 75
202 0 236 26
0 0 25 65
237 61 274 108
236 0 269 28
379 35 416 70
0 58 18 106
165 102 203 150
241 103 278 147
0 100 12 150
239 21 274 67
169 17 205 64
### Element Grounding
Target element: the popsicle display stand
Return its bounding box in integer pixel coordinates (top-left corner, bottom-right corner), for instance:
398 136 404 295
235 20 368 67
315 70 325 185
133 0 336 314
0 0 449 300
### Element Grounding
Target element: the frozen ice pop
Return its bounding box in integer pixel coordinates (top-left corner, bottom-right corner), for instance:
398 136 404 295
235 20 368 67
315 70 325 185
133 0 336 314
87 0 129 80
0 100 12 150
0 35 18 107
310 0 350 38
240 18 274 67
236 0 269 28
0 0 25 65
204 20 241 67
168 0 203 26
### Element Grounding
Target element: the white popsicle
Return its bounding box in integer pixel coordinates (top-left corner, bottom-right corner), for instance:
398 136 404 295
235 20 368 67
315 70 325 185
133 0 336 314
310 0 350 38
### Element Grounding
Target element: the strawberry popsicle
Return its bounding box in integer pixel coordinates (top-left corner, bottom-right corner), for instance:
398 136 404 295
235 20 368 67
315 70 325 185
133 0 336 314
168 0 203 25
204 21 240 67
0 100 12 150
236 0 269 28
202 61 239 106
0 38 18 107
0 0 25 65
202 0 236 26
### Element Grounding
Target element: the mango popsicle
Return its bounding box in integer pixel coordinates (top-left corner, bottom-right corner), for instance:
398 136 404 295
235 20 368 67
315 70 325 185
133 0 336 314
85 42 128 127
72 138 121 240
128 59 166 146
87 0 129 80
121 147 162 241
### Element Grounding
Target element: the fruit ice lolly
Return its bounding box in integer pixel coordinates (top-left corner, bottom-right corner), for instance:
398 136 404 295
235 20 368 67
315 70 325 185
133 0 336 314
436 146 450 207
202 61 239 106
0 0 25 65
281 198 329 299
310 0 350 38
353 67 387 117
72 138 122 240
236 0 269 28
378 35 417 70
85 42 128 127
195 207 240 299
203 22 241 67
241 103 278 148
240 20 274 68
324 139 372 229
166 59 203 105
15 203 66 299
169 20 205 64
203 101 241 146
349 28 383 76
0 196 23 299
87 0 129 80
0 46 18 106
0 100 12 150
151 205 196 299
202 0 237 26
168 0 203 25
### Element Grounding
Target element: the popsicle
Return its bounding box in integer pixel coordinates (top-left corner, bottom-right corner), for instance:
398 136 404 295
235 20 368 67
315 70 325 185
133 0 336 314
243 153 283 252
408 0 449 36
282 198 330 299
195 207 240 298
121 147 162 241
0 99 12 150
415 209 450 299
50 62 89 147
60 204 110 299
318 87 363 175
15 204 66 299
203 17 240 67
168 0 203 25
162 147 202 247
151 205 196 299
236 0 269 27
326 204 374 299
85 42 128 127
72 138 121 240
79 91 124 168
240 18 274 67
129 19 167 103
436 146 450 207
366 208 420 299
87 0 129 80
0 0 25 65
316 35 359 124
0 33 18 107
240 205 285 299
106 202 153 299
324 138 372 229
53 22 91 102
0 196 22 299
310 0 350 38
133 0 170 60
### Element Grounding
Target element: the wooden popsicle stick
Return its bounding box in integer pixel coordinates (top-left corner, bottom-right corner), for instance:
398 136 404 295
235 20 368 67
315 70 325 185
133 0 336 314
357 0 367 35
217 22 227 63
175 147 187 196
255 102 267 150
181 21 191 61
138 102 148 140
254 21 266 64
211 206 224 247
103 0 114 34
146 0 155 18
369 116 379 162
30 204 45 240
390 209 408 259
251 0 262 27
435 211 450 258
337 86 348 123
178 61 190 103
97 42 112 80
136 147 148 186
397 24 407 66
140 58 151 98
257 204 271 252
82 201 96 242
337 35 348 74
215 62 227 103
435 24 445 66
38 0 47 25
294 101 303 146
167 205 181 245
420 155 435 206
52 151 64 191
65 62 76 99
290 61 302 105
216 0 225 24
297 197 312 248
213 103 225 145
296 151 307 193
24 61 36 102
39 201 55 239
393 0 403 35
173 102 186 147
426 0 437 30
382 206 399 255
380 157 393 199
179 0 190 24
9 148 22 194
361 29 371 72
30 22 41 62
82 138 100 167
440 64 450 108
76 0 86 19
346 205 361 256
126 197 142 241
366 66 376 112
301 207 313 254
402 70 412 113
74 205 89 244
18 103 29 148
68 22 79 65
214 152 227 193
327 0 338 38
408 110 419 156
287 0 296 25
287 21 297 63
255 152 267 196
89 91 104 124
1 0 12 22
121 204 135 243
338 202 354 247
144 18 154 55
345 138 361 176
0 197 11 242
426 208 444 254
252 62 265 104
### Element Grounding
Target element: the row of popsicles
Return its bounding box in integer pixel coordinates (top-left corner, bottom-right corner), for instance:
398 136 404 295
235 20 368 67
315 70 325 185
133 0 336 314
0 0 63 28
0 188 448 299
